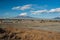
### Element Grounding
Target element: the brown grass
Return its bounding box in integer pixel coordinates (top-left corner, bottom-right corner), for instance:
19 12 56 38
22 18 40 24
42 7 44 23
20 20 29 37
0 27 60 40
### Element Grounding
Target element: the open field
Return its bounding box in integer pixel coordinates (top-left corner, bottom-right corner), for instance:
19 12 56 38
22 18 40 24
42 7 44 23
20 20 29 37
0 19 60 32
0 27 60 40
0 19 60 40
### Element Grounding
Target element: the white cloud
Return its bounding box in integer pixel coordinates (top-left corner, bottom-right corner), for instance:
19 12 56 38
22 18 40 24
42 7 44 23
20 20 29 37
12 4 60 15
49 9 56 13
31 10 48 14
12 6 21 10
56 8 60 12
31 8 60 14
12 4 32 10
19 13 27 16
49 8 60 13
20 4 32 10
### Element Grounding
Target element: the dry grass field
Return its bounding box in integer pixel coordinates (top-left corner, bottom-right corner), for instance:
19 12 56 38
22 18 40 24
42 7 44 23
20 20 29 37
0 19 60 40
0 19 60 32
0 27 60 40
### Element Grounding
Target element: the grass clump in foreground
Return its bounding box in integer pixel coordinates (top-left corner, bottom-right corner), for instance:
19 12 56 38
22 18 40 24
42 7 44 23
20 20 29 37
0 27 60 40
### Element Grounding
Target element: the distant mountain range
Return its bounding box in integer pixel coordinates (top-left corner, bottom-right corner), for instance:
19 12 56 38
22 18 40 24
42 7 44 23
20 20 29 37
53 17 60 19
1 16 60 20
15 16 60 20
0 16 41 20
14 16 33 19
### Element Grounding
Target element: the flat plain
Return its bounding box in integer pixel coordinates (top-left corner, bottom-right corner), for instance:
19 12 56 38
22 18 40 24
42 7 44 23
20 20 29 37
0 19 60 40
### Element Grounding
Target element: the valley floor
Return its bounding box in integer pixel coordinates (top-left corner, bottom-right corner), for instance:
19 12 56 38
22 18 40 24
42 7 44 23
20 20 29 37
0 20 60 40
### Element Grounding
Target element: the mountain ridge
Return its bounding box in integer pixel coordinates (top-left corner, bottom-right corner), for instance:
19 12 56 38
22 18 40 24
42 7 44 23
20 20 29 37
53 17 60 19
14 16 33 19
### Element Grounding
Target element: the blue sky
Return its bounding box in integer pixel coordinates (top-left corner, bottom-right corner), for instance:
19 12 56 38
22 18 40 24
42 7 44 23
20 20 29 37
0 0 60 18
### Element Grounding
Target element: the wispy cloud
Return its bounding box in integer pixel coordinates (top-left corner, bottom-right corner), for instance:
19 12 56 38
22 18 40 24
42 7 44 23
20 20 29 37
49 8 60 13
31 10 48 14
19 13 27 16
12 4 32 10
31 8 60 14
20 4 32 10
12 4 48 11
12 6 21 10
12 4 60 15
